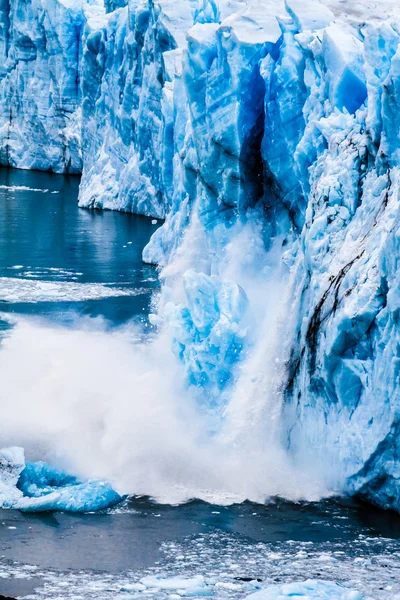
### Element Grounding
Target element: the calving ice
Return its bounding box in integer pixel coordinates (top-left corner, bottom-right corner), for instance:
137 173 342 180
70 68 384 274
0 447 122 512
0 0 400 515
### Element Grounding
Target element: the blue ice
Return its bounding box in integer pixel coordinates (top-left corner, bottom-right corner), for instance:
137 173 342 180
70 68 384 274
0 447 122 513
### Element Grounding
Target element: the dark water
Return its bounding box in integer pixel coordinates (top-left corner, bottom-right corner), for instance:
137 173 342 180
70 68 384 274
1 498 400 572
1 498 400 598
0 167 161 326
1 169 400 599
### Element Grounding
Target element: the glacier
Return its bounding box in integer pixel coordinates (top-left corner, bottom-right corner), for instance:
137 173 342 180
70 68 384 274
0 0 90 172
0 447 122 512
1 0 400 513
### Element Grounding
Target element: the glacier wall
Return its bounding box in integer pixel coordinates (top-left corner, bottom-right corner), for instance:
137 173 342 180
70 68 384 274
80 0 400 511
0 0 96 172
1 0 400 511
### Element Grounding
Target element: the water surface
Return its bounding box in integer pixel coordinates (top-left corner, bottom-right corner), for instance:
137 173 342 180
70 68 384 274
0 168 161 326
1 499 400 598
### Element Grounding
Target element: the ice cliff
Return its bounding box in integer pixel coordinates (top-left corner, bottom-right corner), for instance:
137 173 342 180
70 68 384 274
0 0 92 172
1 0 400 512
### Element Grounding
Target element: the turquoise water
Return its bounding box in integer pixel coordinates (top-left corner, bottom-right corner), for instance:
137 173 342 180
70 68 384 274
0 167 160 327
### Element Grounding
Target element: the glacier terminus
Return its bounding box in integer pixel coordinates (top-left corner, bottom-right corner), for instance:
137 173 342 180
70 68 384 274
1 0 400 550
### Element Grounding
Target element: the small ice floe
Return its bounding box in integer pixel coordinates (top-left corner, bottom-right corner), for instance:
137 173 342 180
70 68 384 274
139 575 209 595
0 185 58 194
245 580 362 599
149 313 163 327
151 219 158 225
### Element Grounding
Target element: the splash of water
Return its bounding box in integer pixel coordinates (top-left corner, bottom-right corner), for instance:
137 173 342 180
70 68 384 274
0 219 327 505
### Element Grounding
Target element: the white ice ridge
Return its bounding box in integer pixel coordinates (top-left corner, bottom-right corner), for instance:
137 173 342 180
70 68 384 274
0 277 147 303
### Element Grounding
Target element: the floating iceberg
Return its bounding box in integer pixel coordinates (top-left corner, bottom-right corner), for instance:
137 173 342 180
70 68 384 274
245 580 362 600
139 575 210 595
0 447 122 513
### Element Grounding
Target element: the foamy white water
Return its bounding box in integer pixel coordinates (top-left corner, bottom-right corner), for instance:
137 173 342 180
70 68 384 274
0 220 328 505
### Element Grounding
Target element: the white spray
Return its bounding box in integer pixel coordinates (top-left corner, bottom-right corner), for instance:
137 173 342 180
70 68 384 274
0 218 327 504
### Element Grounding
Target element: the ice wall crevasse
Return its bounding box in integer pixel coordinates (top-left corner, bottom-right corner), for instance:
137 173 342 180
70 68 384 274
144 0 286 257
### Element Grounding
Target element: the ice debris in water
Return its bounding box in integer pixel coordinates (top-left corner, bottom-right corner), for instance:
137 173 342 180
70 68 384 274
0 277 147 303
138 575 209 594
0 447 122 512
3 527 397 600
246 580 362 600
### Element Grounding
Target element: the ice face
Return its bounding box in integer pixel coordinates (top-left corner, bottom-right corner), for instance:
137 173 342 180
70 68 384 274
0 0 93 173
141 1 400 512
0 447 122 512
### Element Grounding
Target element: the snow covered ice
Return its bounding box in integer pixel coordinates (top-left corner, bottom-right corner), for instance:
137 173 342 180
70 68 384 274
1 0 400 513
